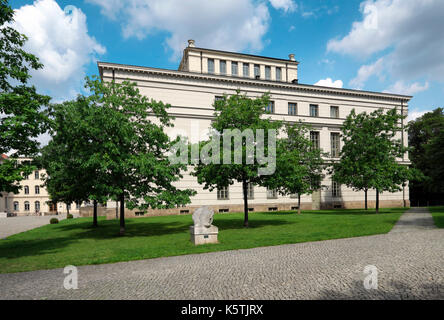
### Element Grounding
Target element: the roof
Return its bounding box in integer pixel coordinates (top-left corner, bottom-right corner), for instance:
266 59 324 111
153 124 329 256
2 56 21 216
97 61 412 102
1 154 8 160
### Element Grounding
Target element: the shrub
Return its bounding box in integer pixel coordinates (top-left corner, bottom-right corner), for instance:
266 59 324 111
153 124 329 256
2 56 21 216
50 218 59 224
67 214 73 219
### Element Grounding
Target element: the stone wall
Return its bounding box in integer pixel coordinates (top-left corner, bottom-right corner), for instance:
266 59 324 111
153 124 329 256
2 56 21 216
77 200 409 220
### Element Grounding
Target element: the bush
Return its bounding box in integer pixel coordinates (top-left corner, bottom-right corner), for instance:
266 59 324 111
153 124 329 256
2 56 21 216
50 218 59 224
67 214 73 219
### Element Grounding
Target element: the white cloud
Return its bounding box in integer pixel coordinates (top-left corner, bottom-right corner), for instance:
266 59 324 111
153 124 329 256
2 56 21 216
383 81 429 96
314 78 343 88
407 108 433 122
87 0 270 60
349 57 385 89
269 0 297 13
328 0 444 87
12 0 105 101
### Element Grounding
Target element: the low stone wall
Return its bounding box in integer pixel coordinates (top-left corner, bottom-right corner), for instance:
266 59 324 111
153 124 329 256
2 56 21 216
71 199 411 220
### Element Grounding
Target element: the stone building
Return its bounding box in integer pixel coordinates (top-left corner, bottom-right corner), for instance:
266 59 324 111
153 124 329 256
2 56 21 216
0 155 81 216
96 40 411 217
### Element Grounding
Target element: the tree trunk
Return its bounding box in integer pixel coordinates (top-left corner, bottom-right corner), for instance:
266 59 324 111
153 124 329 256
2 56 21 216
298 194 301 215
93 200 98 227
242 179 249 228
364 189 368 210
376 189 380 214
119 193 125 235
66 203 69 215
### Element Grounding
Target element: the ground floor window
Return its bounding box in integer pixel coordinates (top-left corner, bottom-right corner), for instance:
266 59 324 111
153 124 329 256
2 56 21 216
217 186 229 200
332 181 341 198
247 183 254 199
24 201 30 211
267 188 278 199
35 201 40 212
13 201 19 211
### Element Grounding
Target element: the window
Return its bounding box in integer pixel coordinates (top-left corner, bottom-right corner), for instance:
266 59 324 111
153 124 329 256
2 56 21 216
267 188 278 199
34 170 39 180
332 181 341 198
310 131 320 150
247 183 254 199
254 64 260 78
217 186 229 200
35 201 40 212
276 67 282 81
265 66 271 80
24 201 30 211
331 133 340 158
35 186 40 194
288 102 297 115
23 172 29 180
208 58 214 74
310 104 319 117
215 96 224 102
243 63 249 77
220 60 226 75
13 202 19 211
231 62 238 76
330 106 339 118
24 186 29 195
265 101 275 113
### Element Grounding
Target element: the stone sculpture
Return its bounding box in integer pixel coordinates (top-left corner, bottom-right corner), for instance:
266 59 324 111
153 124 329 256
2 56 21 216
189 206 218 245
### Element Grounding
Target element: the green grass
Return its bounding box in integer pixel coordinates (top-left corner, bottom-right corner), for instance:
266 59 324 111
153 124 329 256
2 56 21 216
0 208 406 274
428 206 444 228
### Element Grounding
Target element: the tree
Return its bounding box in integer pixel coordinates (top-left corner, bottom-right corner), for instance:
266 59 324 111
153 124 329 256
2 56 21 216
192 90 281 227
264 122 325 214
408 108 444 205
0 0 50 194
84 76 195 235
332 108 415 213
39 97 108 226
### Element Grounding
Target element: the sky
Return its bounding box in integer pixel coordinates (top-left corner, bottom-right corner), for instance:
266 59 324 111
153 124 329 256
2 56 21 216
10 0 444 124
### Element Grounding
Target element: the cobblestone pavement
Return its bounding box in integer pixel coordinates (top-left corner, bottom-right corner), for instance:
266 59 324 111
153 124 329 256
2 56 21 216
390 207 436 233
0 214 79 239
0 208 442 300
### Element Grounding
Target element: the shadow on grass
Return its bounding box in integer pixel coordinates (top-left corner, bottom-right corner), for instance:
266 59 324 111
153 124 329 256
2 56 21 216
0 217 290 260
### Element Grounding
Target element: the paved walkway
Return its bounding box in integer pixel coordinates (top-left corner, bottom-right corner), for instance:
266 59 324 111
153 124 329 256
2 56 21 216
0 208 442 300
0 214 78 239
390 207 436 233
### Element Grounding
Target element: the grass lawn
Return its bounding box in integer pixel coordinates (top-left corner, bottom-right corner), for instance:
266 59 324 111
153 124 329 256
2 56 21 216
428 206 444 228
0 208 406 274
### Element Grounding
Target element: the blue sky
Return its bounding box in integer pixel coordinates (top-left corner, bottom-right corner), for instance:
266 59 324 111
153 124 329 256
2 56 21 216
11 0 444 121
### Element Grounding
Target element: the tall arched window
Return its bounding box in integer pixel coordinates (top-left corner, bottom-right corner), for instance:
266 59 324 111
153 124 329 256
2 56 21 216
35 186 40 194
24 201 30 211
24 186 29 195
35 201 40 212
34 170 39 180
13 202 19 211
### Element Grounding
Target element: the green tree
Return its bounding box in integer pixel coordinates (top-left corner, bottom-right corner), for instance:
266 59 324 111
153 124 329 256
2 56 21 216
332 108 414 213
39 97 107 225
264 122 325 214
408 108 444 204
0 0 50 194
192 90 281 227
84 76 195 235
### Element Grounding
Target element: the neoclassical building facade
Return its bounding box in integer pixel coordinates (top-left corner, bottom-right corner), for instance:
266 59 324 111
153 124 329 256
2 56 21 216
97 40 411 216
0 155 81 216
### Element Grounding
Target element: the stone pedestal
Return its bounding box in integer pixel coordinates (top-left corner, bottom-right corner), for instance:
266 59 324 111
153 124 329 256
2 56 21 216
0 212 7 218
189 225 218 245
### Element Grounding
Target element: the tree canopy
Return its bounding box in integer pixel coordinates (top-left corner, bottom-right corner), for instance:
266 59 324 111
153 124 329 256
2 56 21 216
0 0 50 194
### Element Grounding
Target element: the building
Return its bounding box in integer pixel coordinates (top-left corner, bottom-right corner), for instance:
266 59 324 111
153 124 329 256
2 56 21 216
0 155 81 216
97 40 411 217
